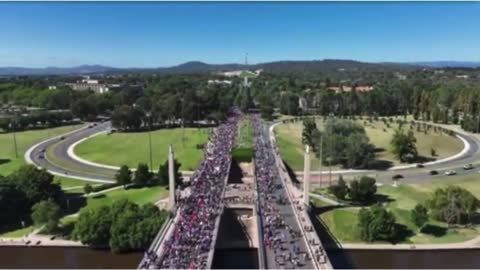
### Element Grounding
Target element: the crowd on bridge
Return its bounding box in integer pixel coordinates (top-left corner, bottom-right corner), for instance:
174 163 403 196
140 109 241 269
251 114 312 268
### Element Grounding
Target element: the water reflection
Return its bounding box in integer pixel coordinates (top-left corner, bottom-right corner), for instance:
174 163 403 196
0 246 142 269
328 248 480 269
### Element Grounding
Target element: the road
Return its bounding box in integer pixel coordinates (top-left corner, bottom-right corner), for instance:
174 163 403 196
254 116 316 269
27 122 116 182
268 121 480 185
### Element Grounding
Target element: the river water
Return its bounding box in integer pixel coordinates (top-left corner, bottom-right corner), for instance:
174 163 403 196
1 246 480 268
0 247 142 269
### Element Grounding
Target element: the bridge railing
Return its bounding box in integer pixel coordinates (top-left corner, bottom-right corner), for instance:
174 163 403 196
252 158 267 270
137 214 174 269
269 127 333 270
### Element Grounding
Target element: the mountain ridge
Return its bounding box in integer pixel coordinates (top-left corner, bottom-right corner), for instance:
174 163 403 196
1 59 478 76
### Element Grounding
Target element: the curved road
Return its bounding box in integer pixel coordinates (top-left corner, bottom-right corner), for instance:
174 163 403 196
26 118 480 185
269 121 480 184
27 122 115 183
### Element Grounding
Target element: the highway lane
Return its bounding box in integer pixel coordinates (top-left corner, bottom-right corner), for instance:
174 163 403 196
28 121 116 182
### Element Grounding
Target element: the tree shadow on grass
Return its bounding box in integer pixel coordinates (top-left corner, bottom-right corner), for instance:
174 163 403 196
63 193 87 215
0 158 10 165
415 155 436 163
282 159 301 188
390 223 415 244
421 224 447 237
368 159 394 170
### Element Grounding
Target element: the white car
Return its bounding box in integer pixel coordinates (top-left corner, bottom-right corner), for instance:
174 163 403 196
445 170 457 176
463 164 474 170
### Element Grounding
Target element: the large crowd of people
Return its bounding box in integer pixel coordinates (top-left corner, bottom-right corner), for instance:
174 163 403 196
251 114 311 268
140 109 241 269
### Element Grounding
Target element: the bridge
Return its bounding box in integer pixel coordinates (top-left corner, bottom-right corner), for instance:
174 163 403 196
139 113 332 269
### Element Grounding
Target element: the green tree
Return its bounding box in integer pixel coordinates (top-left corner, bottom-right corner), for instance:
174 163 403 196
427 186 479 226
349 176 377 204
115 165 132 188
134 163 152 187
31 199 62 233
302 118 318 149
157 159 183 187
328 175 348 200
358 204 397 242
391 129 418 163
411 204 429 231
84 184 93 194
73 206 113 247
7 165 63 206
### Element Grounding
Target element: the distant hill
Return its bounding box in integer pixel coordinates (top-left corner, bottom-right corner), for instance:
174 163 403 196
0 59 421 76
0 65 116 76
409 61 480 68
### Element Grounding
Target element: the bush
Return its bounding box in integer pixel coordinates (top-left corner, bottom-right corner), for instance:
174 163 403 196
427 186 479 226
358 204 397 242
84 184 93 194
328 176 348 200
411 204 428 231
349 176 377 204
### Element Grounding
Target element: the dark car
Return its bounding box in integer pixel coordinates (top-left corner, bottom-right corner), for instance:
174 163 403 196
430 170 438 175
392 174 403 180
416 163 425 168
59 136 65 140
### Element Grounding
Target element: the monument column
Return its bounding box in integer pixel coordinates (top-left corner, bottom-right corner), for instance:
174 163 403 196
168 144 175 211
303 145 311 207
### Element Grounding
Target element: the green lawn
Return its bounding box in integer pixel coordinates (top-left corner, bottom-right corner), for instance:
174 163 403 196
232 147 254 163
53 176 97 189
0 226 35 238
0 125 82 176
74 128 210 171
236 118 252 148
275 118 463 171
84 185 167 211
315 174 480 244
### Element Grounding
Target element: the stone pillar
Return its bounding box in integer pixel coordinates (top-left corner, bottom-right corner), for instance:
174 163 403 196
303 145 311 207
168 144 175 211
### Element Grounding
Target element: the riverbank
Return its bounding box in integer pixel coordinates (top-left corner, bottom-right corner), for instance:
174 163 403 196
0 235 83 247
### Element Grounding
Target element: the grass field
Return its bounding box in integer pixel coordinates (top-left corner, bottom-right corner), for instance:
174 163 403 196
83 185 167 211
236 117 252 148
0 125 82 176
315 174 480 244
232 147 254 163
74 128 210 171
275 118 463 171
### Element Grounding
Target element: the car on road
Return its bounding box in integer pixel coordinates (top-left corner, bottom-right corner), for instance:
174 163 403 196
463 164 474 170
59 136 65 140
430 170 438 175
38 154 44 159
445 170 457 176
392 174 403 180
416 163 425 168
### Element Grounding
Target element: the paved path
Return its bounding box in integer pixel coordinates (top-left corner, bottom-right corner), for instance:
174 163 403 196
342 234 480 250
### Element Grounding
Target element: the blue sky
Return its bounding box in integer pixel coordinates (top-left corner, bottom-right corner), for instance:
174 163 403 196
1 2 479 67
